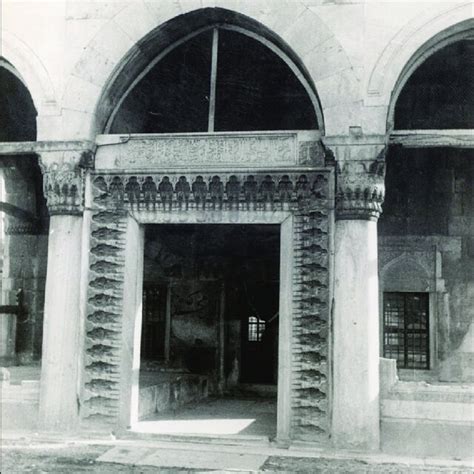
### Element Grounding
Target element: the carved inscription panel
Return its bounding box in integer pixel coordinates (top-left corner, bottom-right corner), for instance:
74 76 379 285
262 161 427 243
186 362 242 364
96 133 299 169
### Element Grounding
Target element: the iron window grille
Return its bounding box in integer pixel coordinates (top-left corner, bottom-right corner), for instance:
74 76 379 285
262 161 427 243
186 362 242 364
383 292 430 369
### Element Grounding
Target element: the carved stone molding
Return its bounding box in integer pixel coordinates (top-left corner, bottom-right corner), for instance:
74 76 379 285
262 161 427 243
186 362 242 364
335 148 386 221
39 152 89 216
91 171 332 213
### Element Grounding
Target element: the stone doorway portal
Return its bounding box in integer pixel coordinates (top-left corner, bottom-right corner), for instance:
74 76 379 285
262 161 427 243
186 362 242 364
81 142 333 445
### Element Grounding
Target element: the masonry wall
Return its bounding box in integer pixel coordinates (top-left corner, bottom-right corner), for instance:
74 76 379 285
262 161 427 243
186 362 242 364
379 147 474 380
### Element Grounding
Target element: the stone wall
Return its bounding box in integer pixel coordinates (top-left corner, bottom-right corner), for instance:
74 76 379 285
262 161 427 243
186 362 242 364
379 148 474 381
1 161 48 363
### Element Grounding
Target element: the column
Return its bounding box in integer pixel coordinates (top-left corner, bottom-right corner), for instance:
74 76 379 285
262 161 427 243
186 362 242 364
331 144 385 450
38 151 87 430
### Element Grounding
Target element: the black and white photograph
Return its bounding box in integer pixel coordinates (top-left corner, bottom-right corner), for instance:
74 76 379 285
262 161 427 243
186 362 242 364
0 1 473 471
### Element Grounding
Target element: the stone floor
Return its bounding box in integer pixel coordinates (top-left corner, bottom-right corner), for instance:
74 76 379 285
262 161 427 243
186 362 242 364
134 396 277 437
2 437 471 473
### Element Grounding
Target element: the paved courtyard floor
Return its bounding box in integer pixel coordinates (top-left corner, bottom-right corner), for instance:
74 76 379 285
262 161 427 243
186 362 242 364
1 435 472 473
134 396 277 438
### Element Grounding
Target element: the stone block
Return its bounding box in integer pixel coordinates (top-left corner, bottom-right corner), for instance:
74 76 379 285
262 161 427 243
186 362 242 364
37 115 65 141
72 47 117 88
0 313 17 366
315 69 361 110
360 105 389 135
282 10 334 59
144 1 185 26
323 101 363 136
0 367 10 381
88 20 136 68
314 4 364 65
113 3 160 44
382 418 474 459
60 109 95 141
66 2 127 21
304 40 352 84
63 75 101 114
261 2 308 38
380 357 398 395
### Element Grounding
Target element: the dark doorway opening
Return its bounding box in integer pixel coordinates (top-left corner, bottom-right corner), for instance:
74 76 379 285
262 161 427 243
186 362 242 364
239 281 279 384
137 224 280 438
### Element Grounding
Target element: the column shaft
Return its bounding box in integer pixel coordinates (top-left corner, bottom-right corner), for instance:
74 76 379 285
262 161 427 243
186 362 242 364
39 215 83 430
332 219 380 449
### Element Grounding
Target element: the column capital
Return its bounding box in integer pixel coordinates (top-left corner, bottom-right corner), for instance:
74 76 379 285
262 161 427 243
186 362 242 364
39 149 93 216
331 143 386 221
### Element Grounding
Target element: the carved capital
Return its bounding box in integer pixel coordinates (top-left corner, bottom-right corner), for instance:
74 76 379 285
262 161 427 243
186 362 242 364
39 151 89 216
335 147 386 221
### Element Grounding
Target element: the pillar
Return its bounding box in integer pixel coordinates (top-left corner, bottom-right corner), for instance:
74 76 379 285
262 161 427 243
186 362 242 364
38 151 88 430
331 144 385 450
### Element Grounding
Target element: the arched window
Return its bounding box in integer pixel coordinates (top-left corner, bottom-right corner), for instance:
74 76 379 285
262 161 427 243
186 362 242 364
393 39 473 129
109 27 318 134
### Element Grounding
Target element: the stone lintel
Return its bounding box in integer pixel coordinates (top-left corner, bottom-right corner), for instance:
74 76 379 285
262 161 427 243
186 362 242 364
94 131 331 170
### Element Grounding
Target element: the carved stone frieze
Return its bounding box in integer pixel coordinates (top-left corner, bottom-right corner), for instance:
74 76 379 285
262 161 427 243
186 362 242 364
335 148 386 221
91 171 331 213
39 152 88 216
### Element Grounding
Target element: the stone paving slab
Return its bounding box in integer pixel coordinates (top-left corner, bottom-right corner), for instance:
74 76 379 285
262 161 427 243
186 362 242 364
97 446 269 471
96 446 155 465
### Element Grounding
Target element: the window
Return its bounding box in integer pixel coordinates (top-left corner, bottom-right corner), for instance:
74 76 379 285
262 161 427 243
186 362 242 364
248 315 266 342
110 27 318 134
383 292 429 369
394 40 474 129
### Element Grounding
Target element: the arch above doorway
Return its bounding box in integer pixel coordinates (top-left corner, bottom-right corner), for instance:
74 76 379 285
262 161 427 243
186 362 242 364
92 8 325 136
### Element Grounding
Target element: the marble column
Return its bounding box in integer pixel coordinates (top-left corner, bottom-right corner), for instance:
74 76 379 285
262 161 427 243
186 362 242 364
331 144 385 450
38 151 88 430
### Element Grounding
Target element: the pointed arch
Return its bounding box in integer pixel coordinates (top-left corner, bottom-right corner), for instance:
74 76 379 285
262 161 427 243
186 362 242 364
94 8 324 135
366 3 473 113
61 3 358 138
387 20 473 130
